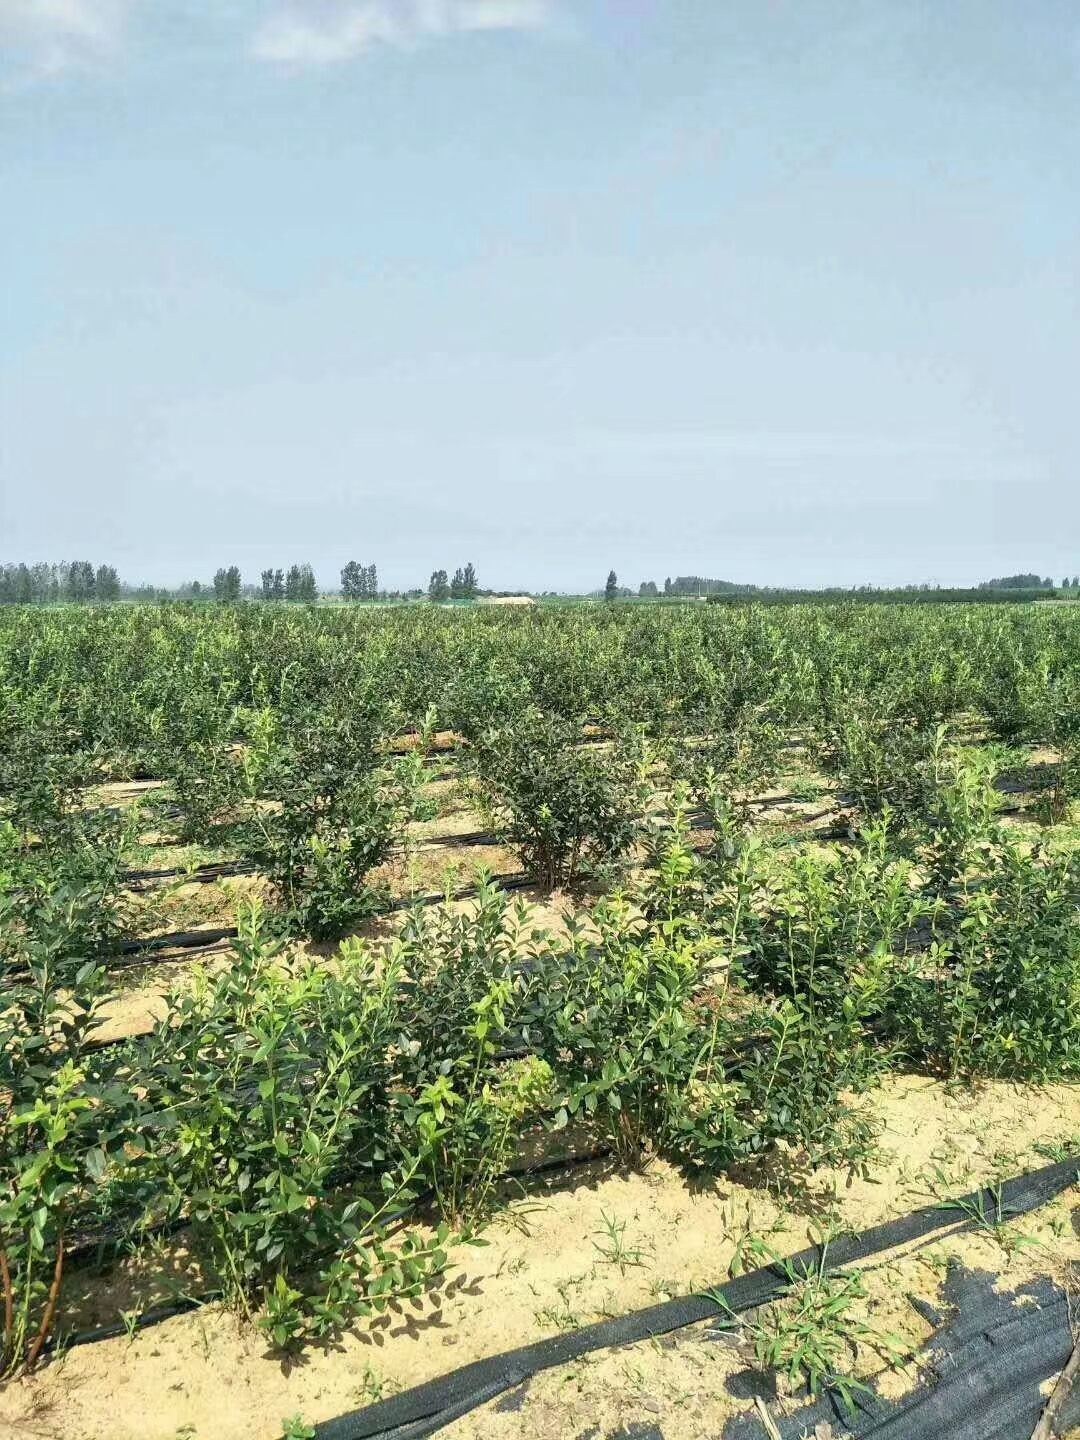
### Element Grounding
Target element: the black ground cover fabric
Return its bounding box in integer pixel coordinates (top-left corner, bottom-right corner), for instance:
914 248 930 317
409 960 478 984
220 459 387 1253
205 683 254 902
311 1158 1078 1440
723 1265 1080 1440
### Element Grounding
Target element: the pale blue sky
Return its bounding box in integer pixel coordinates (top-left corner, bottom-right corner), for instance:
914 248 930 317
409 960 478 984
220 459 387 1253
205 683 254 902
1 1 1078 591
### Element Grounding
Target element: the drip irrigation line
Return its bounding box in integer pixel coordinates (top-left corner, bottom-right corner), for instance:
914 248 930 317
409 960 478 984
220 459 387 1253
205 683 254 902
103 873 534 969
122 836 501 888
115 926 239 957
310 1156 1080 1440
63 1212 193 1270
45 1292 224 1354
687 808 849 841
414 831 501 850
390 875 533 910
123 861 257 887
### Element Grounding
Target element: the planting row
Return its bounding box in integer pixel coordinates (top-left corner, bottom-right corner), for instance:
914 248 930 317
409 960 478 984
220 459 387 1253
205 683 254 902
4 754 1080 1371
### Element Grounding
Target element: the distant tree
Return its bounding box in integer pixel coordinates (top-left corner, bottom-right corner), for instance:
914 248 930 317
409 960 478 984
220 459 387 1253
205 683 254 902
429 570 450 603
14 565 33 605
340 561 361 600
638 580 658 597
261 568 279 601
213 566 242 603
64 561 96 602
30 563 57 603
462 562 477 599
664 577 672 595
450 567 466 600
341 561 378 600
667 576 750 597
95 564 121 601
285 563 317 603
191 580 202 597
604 570 618 602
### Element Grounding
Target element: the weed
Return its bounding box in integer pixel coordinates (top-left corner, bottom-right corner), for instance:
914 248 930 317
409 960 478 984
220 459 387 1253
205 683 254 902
937 1183 1042 1257
534 1303 581 1331
1033 1136 1080 1164
709 1239 905 1413
352 1362 399 1406
496 1254 527 1279
278 1418 315 1440
591 1211 649 1273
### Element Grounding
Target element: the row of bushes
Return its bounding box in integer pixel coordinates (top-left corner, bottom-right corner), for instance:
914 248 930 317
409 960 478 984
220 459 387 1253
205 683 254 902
0 869 868 1369
5 755 1080 1372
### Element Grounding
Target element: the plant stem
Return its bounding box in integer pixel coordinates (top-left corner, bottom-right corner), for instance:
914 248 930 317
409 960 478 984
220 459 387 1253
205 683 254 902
26 1235 64 1371
1030 1337 1080 1440
0 1248 14 1370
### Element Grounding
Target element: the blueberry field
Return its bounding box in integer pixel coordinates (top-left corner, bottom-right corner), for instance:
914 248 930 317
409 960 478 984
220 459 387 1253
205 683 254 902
4 600 1080 1436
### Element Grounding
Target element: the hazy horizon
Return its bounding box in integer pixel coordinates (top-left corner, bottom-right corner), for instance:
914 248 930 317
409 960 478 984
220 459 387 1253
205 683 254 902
2 2 1078 593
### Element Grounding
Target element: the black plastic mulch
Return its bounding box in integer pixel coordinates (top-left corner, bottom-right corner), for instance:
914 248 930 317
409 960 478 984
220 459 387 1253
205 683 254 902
723 1263 1080 1440
310 1159 1078 1440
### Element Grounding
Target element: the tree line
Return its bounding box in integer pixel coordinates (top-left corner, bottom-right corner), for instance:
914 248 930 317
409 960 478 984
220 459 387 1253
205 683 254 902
979 573 1080 591
8 558 1076 609
0 562 121 605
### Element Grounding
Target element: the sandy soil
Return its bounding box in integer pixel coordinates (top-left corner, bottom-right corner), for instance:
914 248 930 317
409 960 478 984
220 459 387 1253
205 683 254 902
4 1076 1080 1440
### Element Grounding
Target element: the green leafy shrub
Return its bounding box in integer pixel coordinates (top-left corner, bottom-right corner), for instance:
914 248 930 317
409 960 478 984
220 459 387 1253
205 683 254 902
235 706 425 938
915 742 1007 890
390 881 557 1223
524 834 879 1177
812 702 944 822
467 710 646 891
665 680 783 813
139 902 449 1346
736 814 928 1026
898 838 1080 1079
0 845 142 1375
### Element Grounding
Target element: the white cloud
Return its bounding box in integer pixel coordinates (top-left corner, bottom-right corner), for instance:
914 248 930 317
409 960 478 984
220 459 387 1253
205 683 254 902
0 0 129 75
252 0 551 67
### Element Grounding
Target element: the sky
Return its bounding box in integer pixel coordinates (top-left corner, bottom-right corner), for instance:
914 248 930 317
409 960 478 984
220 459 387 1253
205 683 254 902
1 0 1078 593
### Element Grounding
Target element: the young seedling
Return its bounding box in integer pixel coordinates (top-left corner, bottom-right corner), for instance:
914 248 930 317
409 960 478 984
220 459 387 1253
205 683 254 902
591 1211 649 1274
352 1362 399 1406
279 1418 315 1440
937 1182 1043 1258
